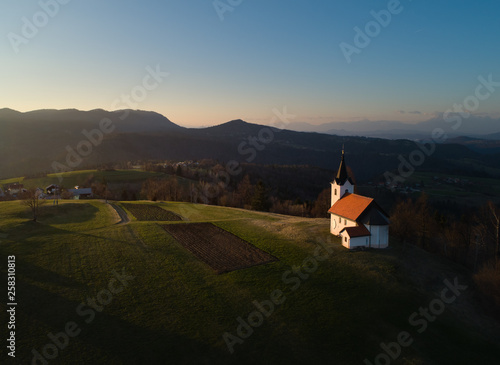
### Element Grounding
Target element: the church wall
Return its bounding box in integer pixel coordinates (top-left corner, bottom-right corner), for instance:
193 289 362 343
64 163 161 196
330 181 354 206
367 225 389 249
349 236 369 249
330 214 356 236
341 233 349 249
340 233 369 249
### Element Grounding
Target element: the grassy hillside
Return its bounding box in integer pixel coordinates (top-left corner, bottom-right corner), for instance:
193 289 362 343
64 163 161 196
0 201 499 364
0 169 190 190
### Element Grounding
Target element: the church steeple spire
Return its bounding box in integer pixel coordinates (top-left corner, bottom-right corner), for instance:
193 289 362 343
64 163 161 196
335 145 350 185
331 146 354 206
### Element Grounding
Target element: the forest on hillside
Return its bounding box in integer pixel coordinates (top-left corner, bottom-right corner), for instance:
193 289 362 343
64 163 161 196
391 194 500 316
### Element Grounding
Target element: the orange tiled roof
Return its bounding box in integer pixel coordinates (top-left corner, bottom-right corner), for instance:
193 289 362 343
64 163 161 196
328 193 374 221
341 225 371 238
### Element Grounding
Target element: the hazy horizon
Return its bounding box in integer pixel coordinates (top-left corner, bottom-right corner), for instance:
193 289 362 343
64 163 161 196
1 1 499 127
2 106 500 137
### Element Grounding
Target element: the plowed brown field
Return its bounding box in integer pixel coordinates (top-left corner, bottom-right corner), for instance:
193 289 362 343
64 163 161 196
161 223 277 274
123 204 182 221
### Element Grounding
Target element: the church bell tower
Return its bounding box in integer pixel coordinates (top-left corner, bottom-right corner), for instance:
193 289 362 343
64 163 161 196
331 146 354 206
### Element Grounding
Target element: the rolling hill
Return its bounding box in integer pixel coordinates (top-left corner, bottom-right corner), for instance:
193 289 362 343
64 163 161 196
445 136 500 154
2 109 500 182
0 200 499 364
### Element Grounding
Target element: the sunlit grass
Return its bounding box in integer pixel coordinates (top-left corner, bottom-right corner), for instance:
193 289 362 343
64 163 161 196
0 200 498 364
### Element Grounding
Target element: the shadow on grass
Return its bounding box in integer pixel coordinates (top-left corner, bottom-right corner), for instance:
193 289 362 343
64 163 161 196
9 256 84 290
13 203 100 225
13 280 229 365
5 220 70 243
39 203 100 225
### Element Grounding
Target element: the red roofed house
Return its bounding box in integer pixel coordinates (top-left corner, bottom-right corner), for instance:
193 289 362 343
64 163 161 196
328 149 389 249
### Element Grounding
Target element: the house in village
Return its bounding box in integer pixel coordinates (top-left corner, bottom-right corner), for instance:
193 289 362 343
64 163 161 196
6 183 26 197
328 149 389 249
35 188 46 199
46 184 60 196
67 186 93 199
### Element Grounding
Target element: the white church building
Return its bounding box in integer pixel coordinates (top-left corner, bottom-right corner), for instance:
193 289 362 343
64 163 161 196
328 149 389 249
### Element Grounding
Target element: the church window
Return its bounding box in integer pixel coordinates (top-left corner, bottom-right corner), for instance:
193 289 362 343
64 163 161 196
335 189 337 195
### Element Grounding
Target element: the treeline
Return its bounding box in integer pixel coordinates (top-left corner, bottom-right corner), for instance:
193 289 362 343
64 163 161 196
391 194 500 312
80 159 356 218
140 160 336 217
1 159 334 215
137 174 330 217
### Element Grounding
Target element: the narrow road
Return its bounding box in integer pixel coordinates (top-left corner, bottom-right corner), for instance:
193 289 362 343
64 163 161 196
109 203 130 225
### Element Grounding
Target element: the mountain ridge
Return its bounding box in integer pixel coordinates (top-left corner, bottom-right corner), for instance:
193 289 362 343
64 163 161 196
1 108 500 182
286 117 500 140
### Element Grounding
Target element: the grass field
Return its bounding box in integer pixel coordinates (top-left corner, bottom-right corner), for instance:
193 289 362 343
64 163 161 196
406 171 500 205
0 169 191 190
1 200 499 364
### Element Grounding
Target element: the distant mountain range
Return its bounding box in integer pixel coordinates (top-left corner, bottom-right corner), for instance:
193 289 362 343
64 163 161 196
444 136 500 154
0 108 181 133
284 117 500 140
1 108 500 182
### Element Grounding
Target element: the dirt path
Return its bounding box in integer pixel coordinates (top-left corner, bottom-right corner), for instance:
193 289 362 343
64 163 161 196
109 203 130 225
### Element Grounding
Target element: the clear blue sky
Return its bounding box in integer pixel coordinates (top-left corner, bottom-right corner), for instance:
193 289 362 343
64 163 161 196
1 0 499 127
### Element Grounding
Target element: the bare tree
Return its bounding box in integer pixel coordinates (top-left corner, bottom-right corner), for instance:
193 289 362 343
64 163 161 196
473 225 487 272
415 193 434 250
487 201 500 265
22 188 46 222
390 199 417 245
311 187 331 218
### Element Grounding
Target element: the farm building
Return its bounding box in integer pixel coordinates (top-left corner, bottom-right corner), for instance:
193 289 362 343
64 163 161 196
67 187 93 199
35 188 46 199
2 183 27 197
328 149 389 249
7 183 25 195
46 184 60 195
